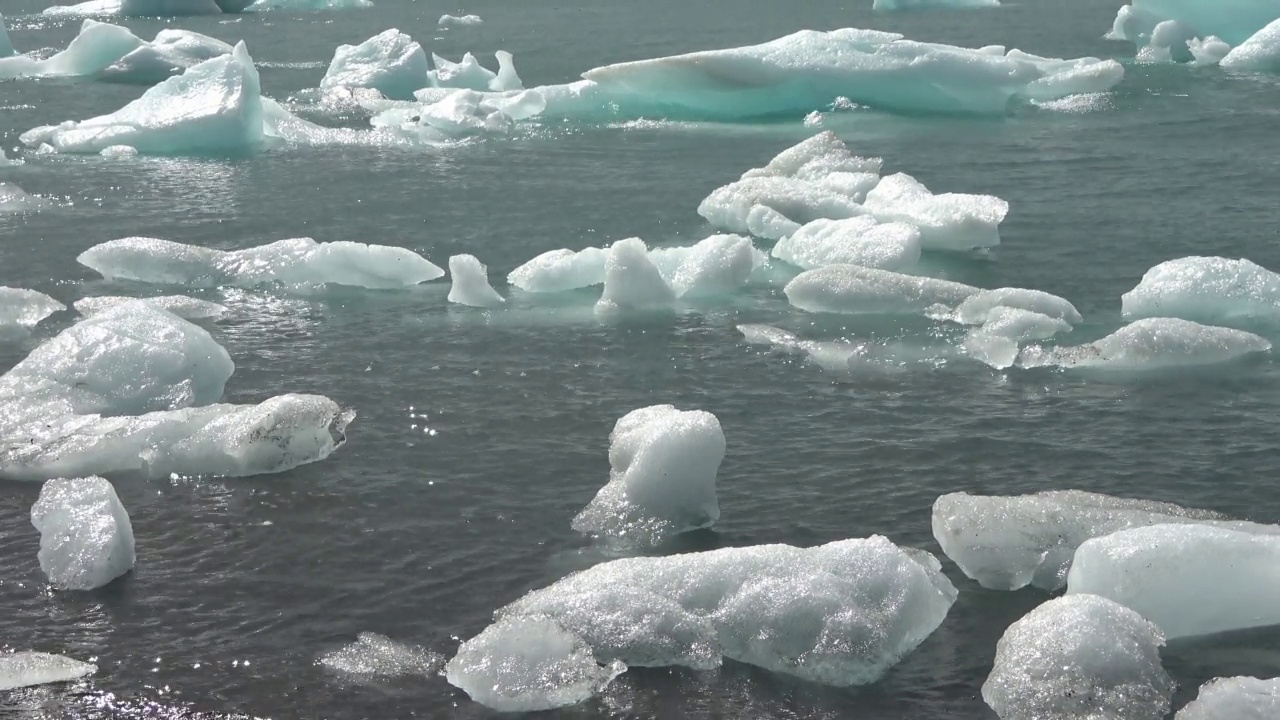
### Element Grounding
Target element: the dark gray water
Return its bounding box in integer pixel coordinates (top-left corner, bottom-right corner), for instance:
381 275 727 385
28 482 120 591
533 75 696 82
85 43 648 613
3 0 1280 717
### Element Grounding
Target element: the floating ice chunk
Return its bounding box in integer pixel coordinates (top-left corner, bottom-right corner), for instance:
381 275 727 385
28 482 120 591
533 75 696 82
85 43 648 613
1067 525 1280 639
982 594 1173 720
698 177 864 239
745 205 802 240
0 652 96 691
447 254 504 307
1122 257 1280 324
576 29 1124 118
320 29 428 101
874 0 999 8
490 51 523 92
1019 318 1271 371
0 301 233 418
1221 19 1280 71
319 633 443 678
963 308 1072 369
1188 36 1232 65
595 238 676 314
100 144 139 157
0 183 46 213
0 287 65 334
439 13 483 26
950 287 1082 325
0 19 143 79
0 13 14 58
1177 677 1280 719
771 217 922 272
490 536 956 687
573 405 725 544
861 173 1007 251
446 616 625 713
243 0 372 10
1136 20 1197 63
648 234 761 298
738 323 804 349
74 295 226 320
932 490 1277 591
78 236 445 290
740 132 883 180
785 264 977 315
507 247 608 293
1106 0 1278 46
20 42 264 155
100 29 234 84
43 0 223 17
429 51 522 92
30 476 135 590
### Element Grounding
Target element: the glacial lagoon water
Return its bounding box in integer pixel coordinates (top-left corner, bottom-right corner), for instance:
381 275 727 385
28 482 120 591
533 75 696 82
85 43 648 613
2 0 1280 716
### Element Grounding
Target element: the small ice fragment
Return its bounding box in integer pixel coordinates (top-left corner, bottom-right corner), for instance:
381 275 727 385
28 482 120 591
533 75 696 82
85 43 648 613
30 476 135 590
0 652 96 691
447 254 505 308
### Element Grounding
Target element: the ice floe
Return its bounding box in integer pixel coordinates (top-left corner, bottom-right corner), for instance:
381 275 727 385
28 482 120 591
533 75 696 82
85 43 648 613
78 236 444 290
784 264 978 315
447 254 505 308
31 476 135 590
439 13 483 27
1177 677 1280 719
0 652 96 691
982 594 1173 720
572 405 724 544
1122 257 1280 325
932 490 1278 591
1018 318 1271 371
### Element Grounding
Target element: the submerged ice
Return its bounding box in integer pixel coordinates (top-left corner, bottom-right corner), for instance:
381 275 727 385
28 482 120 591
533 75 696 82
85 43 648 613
573 405 725 544
982 594 1173 720
0 652 96 691
319 633 443 678
79 236 444 290
31 476 135 590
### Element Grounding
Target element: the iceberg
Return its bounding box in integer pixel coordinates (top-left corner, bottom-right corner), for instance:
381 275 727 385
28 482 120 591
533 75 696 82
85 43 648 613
1221 20 1280 71
1067 524 1280 640
43 0 223 17
243 0 373 10
1177 677 1280 719
439 13 482 26
507 247 608 293
429 51 523 92
320 29 429 101
771 216 922 272
982 594 1173 720
446 616 625 713
874 0 999 8
949 287 1082 325
0 20 143 79
100 29 234 84
1122 256 1280 325
78 236 444 290
20 42 264 155
963 308 1073 369
1019 317 1271 371
447 254 505 308
861 173 1008 251
784 264 977 315
932 490 1278 591
1107 0 1279 46
0 287 65 333
648 234 761 298
572 405 725 544
0 652 96 691
30 476 135 590
477 536 956 689
574 29 1123 118
319 633 443 678
595 238 676 314
74 295 226 320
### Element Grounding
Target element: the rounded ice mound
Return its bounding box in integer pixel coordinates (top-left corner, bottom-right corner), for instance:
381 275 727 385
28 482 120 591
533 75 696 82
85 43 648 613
319 632 443 678
573 405 725 544
446 616 625 713
771 217 922 272
507 247 608 293
0 287 65 334
1019 317 1271 371
697 176 864 240
648 234 761 298
1106 0 1278 46
447 254 505 307
1188 36 1233 66
78 237 220 285
0 652 97 691
740 131 884 181
861 173 1008 251
75 295 226 320
952 287 1082 325
490 536 957 688
0 300 233 417
784 264 977 315
1067 524 1280 640
439 13 482 27
963 307 1073 369
320 29 428 101
930 490 1279 591
1177 677 1280 719
982 594 1173 720
30 476 135 591
595 238 676 314
1122 256 1280 325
